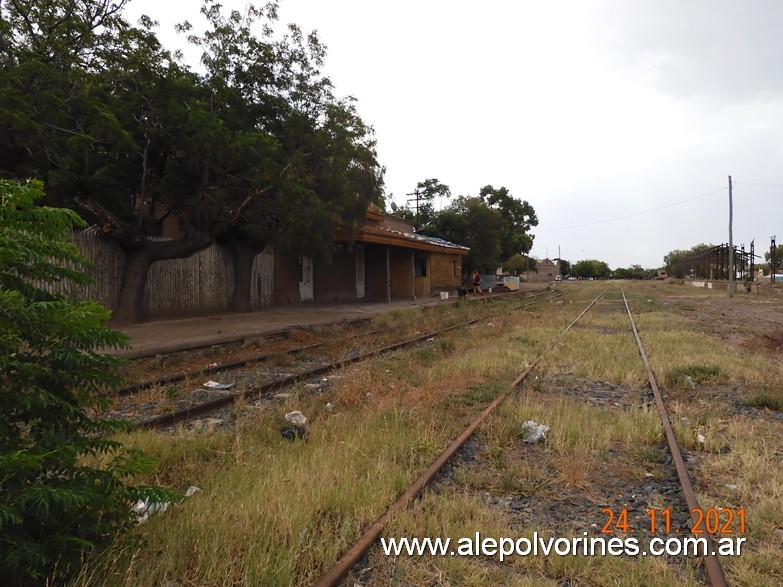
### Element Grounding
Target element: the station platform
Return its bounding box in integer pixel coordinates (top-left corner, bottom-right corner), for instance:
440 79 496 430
110 295 473 359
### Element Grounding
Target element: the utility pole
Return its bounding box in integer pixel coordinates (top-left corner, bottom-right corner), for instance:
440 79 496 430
405 190 421 231
728 175 734 298
558 245 561 277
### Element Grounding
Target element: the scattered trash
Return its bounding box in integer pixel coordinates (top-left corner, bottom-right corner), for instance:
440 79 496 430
426 337 435 343
487 322 495 327
725 484 738 490
645 472 654 478
521 420 550 443
684 375 696 389
285 410 307 425
696 433 706 449
133 498 168 524
133 485 201 525
325 402 334 410
204 380 233 390
207 362 219 368
281 425 308 440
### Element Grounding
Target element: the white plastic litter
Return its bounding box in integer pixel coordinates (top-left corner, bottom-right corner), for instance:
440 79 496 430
325 402 334 410
204 380 233 389
133 498 169 525
285 410 307 425
685 375 696 389
521 420 550 443
696 433 706 448
133 485 201 525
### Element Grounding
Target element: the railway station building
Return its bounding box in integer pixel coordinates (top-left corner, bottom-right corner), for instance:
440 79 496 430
273 205 469 304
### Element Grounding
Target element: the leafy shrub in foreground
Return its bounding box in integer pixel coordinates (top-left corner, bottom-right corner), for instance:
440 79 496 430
0 179 162 585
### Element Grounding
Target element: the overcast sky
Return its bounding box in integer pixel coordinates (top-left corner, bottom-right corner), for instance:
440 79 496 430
125 0 783 269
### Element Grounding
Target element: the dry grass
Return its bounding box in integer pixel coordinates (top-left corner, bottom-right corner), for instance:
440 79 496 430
77 283 783 585
76 295 548 585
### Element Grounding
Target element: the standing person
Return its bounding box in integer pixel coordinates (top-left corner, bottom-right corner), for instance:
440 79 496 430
472 269 483 295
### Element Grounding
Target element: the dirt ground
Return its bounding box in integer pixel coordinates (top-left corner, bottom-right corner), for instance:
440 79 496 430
660 283 783 356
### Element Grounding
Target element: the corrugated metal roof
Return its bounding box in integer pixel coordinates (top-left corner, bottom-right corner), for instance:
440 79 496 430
359 224 470 253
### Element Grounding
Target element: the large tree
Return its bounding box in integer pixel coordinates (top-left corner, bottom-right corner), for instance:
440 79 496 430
0 0 384 322
419 184 538 272
400 178 450 230
664 243 712 278
572 259 612 279
423 195 502 271
211 15 383 311
479 185 538 261
1 0 253 323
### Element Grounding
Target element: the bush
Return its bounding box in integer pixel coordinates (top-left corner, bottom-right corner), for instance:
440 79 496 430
0 180 163 585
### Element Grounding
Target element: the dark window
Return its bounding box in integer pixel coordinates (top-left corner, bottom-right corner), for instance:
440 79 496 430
415 257 427 277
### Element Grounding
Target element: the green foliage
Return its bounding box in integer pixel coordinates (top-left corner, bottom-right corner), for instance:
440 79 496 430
451 381 504 406
407 178 451 229
745 393 782 411
572 259 612 279
664 364 724 389
502 253 532 274
421 196 501 271
0 180 163 585
663 243 713 278
1 0 385 322
612 265 657 280
763 244 783 266
479 185 538 259
418 185 538 272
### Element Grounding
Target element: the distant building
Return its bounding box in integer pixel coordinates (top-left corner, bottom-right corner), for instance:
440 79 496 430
522 258 560 283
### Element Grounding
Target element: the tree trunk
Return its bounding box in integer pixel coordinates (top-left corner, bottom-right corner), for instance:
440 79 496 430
227 238 263 313
112 247 152 325
112 235 215 324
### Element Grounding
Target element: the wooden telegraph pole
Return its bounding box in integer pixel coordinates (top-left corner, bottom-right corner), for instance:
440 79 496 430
728 175 734 298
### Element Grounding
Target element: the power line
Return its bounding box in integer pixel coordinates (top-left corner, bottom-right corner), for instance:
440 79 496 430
734 181 783 188
537 186 727 232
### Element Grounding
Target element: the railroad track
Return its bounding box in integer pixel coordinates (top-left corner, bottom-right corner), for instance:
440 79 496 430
107 289 564 430
313 289 729 587
115 288 542 361
111 289 558 398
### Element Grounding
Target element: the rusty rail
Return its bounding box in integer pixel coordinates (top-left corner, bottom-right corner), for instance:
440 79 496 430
622 290 728 587
135 291 564 430
312 291 604 587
